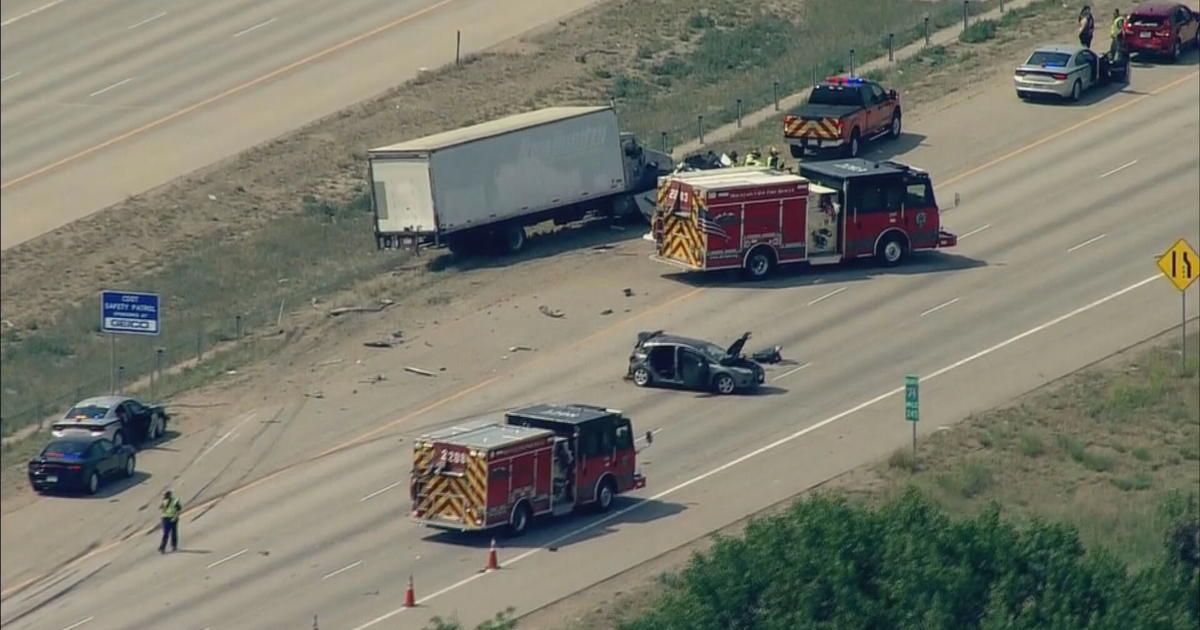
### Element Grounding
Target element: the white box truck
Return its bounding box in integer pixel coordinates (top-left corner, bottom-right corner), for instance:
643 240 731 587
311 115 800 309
368 106 672 255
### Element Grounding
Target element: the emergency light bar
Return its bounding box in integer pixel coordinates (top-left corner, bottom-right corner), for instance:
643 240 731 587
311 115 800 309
824 76 865 85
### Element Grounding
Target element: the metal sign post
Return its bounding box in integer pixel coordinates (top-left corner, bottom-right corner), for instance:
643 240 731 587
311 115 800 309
101 290 162 395
905 374 920 457
1156 239 1198 372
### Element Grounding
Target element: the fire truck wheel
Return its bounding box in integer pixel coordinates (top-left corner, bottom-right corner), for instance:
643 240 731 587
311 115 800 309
743 248 775 281
596 478 617 512
507 502 532 537
713 374 737 395
631 367 652 387
876 234 908 266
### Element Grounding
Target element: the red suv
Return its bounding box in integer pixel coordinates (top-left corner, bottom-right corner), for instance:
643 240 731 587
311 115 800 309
1121 2 1200 62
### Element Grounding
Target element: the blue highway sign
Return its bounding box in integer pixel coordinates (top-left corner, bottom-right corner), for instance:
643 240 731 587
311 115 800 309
101 290 160 336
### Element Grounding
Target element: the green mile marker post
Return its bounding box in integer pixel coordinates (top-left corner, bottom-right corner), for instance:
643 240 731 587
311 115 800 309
905 375 920 458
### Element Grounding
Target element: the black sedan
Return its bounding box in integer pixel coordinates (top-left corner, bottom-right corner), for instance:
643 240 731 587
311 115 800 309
28 436 136 495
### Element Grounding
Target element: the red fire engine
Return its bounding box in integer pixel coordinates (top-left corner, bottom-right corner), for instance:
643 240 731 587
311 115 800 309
410 403 648 536
650 159 957 280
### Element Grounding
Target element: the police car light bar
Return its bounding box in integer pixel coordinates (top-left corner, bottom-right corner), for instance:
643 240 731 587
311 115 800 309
824 76 865 85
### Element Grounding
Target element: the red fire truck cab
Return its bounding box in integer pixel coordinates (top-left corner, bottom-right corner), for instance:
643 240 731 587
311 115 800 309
410 403 647 536
650 160 957 280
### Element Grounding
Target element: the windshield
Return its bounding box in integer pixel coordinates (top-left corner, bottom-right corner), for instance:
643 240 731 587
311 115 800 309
807 86 862 107
698 342 729 362
42 440 90 458
64 405 108 420
1025 51 1071 67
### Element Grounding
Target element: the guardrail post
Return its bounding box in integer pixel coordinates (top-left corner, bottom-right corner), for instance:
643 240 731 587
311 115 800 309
235 314 242 339
117 366 125 394
455 30 461 65
736 98 742 128
155 348 164 400
773 81 779 111
999 0 1004 13
925 16 931 46
849 48 856 77
888 33 895 61
660 131 668 154
697 115 704 144
963 0 969 30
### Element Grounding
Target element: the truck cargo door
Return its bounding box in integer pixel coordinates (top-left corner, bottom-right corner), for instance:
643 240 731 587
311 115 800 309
371 158 436 236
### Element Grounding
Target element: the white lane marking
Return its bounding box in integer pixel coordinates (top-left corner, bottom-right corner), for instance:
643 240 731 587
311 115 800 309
322 560 362 580
958 223 992 240
771 362 812 382
59 617 94 630
1067 233 1107 253
88 78 133 98
206 548 247 569
1 72 22 84
920 297 960 318
806 287 846 306
127 11 166 30
196 411 257 462
233 17 276 38
0 0 68 27
346 272 1161 630
1099 159 1137 178
359 480 403 503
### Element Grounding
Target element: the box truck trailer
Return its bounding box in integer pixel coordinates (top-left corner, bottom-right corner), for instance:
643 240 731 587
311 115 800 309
368 106 672 255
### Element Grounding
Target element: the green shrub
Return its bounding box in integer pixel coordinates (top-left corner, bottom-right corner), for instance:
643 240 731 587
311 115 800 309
937 461 993 499
959 19 998 43
1019 431 1045 458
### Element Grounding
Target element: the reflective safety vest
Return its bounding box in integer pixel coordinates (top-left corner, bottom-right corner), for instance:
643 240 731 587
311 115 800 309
161 498 182 520
743 156 762 166
1111 16 1124 39
766 155 782 169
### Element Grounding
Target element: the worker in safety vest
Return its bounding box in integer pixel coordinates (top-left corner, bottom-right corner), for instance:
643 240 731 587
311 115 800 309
159 490 182 553
719 150 739 167
1109 9 1125 57
743 149 762 166
766 147 783 170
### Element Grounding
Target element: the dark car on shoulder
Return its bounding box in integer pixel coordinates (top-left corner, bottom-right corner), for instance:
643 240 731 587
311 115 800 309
626 330 766 395
28 436 136 495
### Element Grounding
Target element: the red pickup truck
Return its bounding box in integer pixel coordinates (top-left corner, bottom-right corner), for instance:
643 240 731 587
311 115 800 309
783 77 902 159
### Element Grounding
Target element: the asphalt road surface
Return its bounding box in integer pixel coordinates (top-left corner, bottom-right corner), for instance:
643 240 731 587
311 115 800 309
0 0 598 249
2 59 1197 630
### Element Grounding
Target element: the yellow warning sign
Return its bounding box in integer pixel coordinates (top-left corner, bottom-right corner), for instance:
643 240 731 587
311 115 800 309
1157 238 1200 292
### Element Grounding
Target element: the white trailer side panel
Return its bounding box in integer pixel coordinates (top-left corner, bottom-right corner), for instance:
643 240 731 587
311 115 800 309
371 158 436 235
429 109 626 233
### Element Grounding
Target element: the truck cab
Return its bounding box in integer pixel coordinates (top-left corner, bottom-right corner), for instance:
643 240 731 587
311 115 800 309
505 403 644 511
798 159 957 266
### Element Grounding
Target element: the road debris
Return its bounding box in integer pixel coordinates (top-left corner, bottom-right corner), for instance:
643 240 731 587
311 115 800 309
538 305 565 318
315 358 344 367
404 366 437 377
304 391 325 399
600 309 614 316
508 346 535 352
623 288 634 297
329 299 396 317
359 375 387 384
363 340 400 348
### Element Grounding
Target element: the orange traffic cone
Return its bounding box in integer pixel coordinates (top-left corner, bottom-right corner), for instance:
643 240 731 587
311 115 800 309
485 538 500 572
403 574 416 608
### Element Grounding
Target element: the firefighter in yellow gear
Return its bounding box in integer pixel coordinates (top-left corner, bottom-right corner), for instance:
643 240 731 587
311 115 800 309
766 147 783 170
159 490 182 553
743 149 763 166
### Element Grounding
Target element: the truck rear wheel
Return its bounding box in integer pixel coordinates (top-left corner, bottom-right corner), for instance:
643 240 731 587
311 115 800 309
846 129 861 157
889 112 902 139
507 502 532 537
500 224 526 254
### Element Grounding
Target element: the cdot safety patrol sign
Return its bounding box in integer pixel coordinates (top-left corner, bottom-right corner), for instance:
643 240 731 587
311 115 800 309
101 290 160 336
